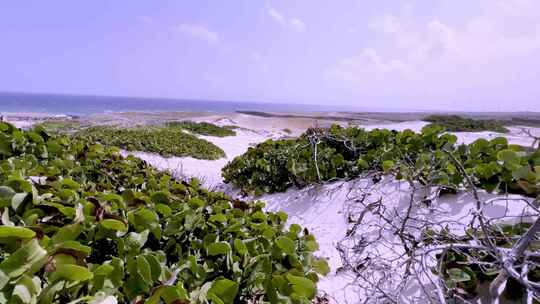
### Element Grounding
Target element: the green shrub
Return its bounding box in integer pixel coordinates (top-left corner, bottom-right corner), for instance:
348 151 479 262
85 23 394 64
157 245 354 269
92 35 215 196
0 122 327 303
73 125 226 159
33 119 82 134
424 115 509 133
166 121 236 137
222 124 540 196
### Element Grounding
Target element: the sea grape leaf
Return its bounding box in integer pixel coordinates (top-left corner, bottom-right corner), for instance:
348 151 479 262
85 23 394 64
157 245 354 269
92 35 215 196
208 242 231 256
233 239 247 256
382 160 395 172
101 219 128 232
208 279 239 304
0 239 47 288
286 273 316 299
276 236 295 255
51 223 82 244
447 268 471 282
312 258 330 276
50 264 93 283
0 226 35 239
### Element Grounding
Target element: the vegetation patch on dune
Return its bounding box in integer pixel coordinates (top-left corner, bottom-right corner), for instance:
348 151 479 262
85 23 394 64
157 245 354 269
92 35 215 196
0 122 327 303
33 119 83 134
166 121 236 137
222 124 539 196
73 125 226 159
424 115 509 133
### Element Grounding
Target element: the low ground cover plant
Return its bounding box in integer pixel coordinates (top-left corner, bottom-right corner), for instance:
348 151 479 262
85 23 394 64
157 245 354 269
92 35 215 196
73 125 226 159
166 121 236 137
33 119 83 134
222 124 539 196
424 115 509 133
0 122 328 303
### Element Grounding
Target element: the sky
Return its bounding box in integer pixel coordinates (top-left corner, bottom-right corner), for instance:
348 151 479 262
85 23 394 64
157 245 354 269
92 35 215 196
0 0 539 111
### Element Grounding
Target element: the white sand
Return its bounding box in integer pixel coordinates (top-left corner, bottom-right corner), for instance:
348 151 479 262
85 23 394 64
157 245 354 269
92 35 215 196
121 128 274 190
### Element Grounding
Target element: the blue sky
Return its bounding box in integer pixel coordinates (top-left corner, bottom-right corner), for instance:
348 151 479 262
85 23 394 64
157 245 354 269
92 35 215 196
1 0 539 111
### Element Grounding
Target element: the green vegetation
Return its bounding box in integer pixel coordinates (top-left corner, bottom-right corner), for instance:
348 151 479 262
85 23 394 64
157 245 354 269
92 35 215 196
166 121 236 137
0 122 327 303
33 119 82 134
222 124 540 196
424 115 509 133
73 125 226 160
424 223 540 300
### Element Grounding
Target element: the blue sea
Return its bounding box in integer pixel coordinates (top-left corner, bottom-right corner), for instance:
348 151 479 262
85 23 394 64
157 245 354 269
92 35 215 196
0 92 347 116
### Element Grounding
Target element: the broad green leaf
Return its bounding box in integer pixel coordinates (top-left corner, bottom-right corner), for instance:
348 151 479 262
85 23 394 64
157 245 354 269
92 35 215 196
208 242 231 256
0 226 35 239
382 160 395 172
447 268 471 283
0 239 47 288
51 223 82 244
312 258 330 276
208 279 239 304
286 273 316 299
56 240 92 256
49 264 93 282
276 236 295 255
234 239 247 256
101 219 128 232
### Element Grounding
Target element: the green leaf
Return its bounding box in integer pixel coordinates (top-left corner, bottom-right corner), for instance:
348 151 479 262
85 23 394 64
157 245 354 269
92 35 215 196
0 226 35 239
382 160 395 172
51 223 82 244
208 242 232 256
234 239 248 256
55 241 92 256
151 191 170 205
100 219 128 232
447 268 471 283
276 236 295 255
208 279 239 304
0 239 47 288
136 255 153 284
49 264 93 283
286 273 316 299
497 149 519 163
209 214 227 223
60 178 81 190
93 264 114 276
312 258 330 276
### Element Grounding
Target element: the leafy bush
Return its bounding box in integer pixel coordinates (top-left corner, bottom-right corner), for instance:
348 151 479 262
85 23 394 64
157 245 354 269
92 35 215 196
166 121 236 137
73 125 226 160
222 124 540 196
33 119 82 134
0 122 327 303
424 115 509 133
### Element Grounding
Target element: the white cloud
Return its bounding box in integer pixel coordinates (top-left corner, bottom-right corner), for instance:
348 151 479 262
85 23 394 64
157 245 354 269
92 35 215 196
268 8 306 32
328 48 410 82
332 2 540 84
172 24 220 45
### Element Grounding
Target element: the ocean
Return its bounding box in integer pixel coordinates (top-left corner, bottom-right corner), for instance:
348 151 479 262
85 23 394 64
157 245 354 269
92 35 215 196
0 92 341 116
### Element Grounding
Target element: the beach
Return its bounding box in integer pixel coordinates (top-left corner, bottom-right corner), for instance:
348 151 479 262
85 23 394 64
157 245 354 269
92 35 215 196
4 110 540 303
